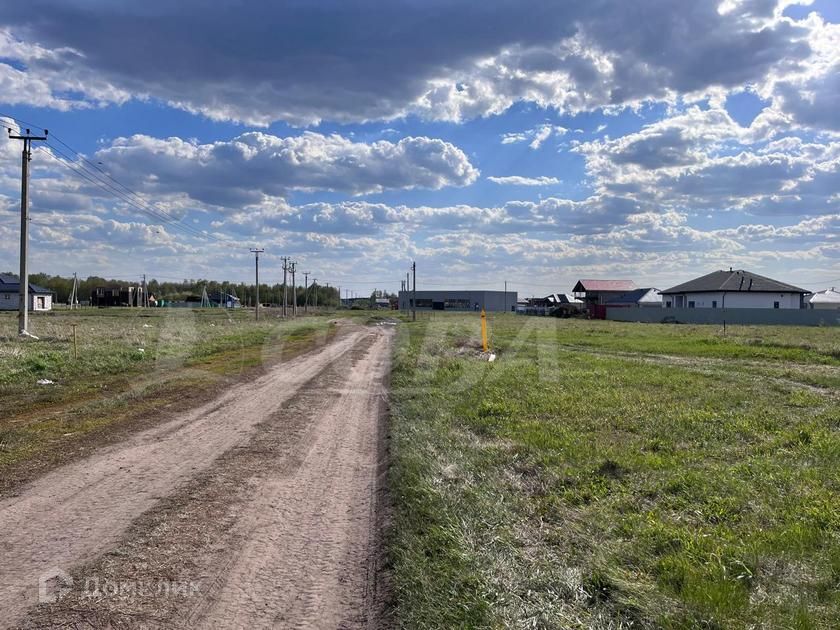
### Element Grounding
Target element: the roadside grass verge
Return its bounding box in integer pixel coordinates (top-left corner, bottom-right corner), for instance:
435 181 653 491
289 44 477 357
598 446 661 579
388 314 840 628
0 309 336 488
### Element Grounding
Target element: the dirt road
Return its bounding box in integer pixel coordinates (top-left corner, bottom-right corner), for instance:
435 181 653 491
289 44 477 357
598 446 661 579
0 322 394 629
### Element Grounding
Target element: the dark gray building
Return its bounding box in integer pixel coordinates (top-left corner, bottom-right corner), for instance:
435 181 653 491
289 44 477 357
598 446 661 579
398 290 517 312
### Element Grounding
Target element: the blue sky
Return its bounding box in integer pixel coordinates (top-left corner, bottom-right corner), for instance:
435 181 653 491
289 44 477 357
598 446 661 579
0 0 837 296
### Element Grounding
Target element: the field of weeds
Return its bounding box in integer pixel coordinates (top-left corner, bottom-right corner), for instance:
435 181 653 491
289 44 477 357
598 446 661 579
0 307 336 485
388 314 840 628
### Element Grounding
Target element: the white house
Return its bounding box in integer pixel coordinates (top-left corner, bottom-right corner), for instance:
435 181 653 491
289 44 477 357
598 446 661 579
661 269 808 310
808 288 840 310
0 276 53 311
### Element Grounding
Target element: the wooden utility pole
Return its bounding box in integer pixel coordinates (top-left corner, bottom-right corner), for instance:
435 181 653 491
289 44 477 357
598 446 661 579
250 248 264 320
312 278 317 309
303 271 310 313
412 260 416 322
8 127 48 336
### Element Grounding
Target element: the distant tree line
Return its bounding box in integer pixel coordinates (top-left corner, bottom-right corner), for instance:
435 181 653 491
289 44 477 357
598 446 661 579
11 272 340 307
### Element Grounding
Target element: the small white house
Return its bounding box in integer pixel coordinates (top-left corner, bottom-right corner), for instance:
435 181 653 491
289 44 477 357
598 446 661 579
808 288 840 310
0 276 53 311
661 269 808 310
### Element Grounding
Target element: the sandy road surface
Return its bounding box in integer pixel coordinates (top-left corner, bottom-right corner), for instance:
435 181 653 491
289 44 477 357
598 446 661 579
0 323 393 629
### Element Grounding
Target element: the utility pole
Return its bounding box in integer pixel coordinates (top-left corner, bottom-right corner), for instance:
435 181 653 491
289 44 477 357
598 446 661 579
8 127 48 336
312 278 317 309
250 248 264 320
69 272 79 309
504 280 507 314
303 271 310 313
412 260 416 322
142 274 147 308
282 257 289 317
290 261 297 317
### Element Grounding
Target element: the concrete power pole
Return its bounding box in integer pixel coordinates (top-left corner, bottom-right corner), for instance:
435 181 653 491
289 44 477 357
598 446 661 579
69 272 79 309
303 271 310 313
142 274 147 308
282 257 288 317
8 127 48 336
412 260 416 322
250 248 264 321
312 278 317 309
290 261 297 317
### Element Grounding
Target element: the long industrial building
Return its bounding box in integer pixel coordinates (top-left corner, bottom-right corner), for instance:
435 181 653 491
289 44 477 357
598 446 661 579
398 290 517 312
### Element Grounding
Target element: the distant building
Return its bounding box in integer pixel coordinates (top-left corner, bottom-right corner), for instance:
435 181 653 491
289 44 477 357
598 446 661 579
807 288 840 310
604 288 662 308
210 292 241 308
90 286 140 307
572 279 637 318
661 269 808 309
572 279 637 306
519 293 583 316
0 274 53 312
398 290 517 312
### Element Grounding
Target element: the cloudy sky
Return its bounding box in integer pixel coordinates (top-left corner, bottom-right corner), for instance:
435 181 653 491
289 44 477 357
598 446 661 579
0 0 838 296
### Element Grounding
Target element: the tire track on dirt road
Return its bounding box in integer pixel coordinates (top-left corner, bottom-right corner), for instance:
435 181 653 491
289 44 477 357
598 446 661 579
0 326 373 627
186 327 393 629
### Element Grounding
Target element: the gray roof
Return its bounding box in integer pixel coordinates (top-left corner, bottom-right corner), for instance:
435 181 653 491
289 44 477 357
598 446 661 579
809 288 840 304
662 270 808 295
606 288 661 304
1 274 52 294
0 281 52 294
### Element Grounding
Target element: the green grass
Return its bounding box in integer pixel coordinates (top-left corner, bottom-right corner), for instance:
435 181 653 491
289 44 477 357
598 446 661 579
0 307 337 476
388 315 840 629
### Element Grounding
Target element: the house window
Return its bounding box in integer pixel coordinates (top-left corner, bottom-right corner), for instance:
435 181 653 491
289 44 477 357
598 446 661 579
665 300 672 308
688 301 695 308
774 301 780 309
712 300 717 308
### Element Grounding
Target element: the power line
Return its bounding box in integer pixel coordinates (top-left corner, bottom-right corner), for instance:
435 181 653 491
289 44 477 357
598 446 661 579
2 114 244 248
44 138 221 240
34 144 237 247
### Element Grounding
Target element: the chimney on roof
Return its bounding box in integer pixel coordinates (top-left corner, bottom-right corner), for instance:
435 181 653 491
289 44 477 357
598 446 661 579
729 267 732 272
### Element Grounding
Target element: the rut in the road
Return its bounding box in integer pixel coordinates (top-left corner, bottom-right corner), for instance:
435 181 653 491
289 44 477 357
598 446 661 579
2 325 392 629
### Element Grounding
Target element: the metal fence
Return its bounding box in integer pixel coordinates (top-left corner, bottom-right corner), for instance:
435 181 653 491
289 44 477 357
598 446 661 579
606 307 840 327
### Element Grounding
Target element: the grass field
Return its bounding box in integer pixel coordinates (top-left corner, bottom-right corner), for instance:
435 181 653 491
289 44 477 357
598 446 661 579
0 307 336 485
388 314 840 628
